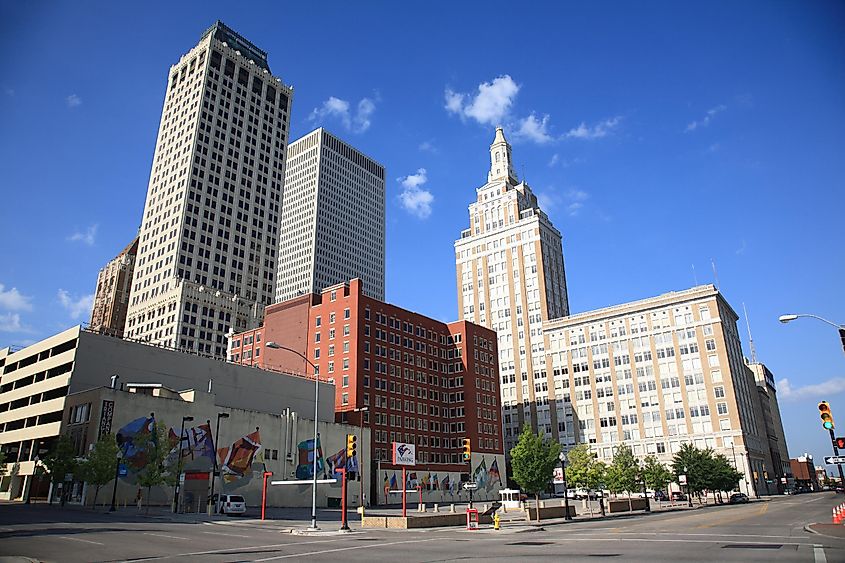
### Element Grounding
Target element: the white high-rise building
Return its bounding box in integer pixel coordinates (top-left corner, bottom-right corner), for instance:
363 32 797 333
124 21 293 358
275 128 385 303
455 127 570 451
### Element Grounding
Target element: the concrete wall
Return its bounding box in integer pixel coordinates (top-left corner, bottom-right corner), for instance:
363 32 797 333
64 386 370 509
75 330 335 421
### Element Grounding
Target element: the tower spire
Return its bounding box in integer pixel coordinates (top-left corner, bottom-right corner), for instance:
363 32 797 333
488 126 517 183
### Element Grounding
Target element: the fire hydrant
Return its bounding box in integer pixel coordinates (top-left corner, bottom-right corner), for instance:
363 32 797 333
493 512 501 531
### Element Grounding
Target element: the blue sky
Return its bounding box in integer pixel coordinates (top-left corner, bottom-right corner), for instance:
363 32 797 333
1 2 844 468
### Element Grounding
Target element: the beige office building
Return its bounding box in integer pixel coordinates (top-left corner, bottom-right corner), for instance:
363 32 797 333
124 21 293 358
542 285 772 496
455 127 570 452
89 237 138 337
748 360 792 491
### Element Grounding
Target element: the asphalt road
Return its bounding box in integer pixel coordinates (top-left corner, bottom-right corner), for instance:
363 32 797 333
1 493 843 562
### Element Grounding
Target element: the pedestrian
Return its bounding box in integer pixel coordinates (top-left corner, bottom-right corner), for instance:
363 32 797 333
135 488 142 510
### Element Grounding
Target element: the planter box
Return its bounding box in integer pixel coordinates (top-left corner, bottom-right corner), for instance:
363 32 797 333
608 498 648 513
524 503 577 521
362 513 493 529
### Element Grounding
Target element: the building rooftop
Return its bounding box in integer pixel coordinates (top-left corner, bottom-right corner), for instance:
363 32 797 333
200 20 269 71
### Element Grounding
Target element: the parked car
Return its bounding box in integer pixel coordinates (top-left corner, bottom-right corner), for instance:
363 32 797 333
212 494 247 515
729 492 749 504
653 491 669 501
671 491 687 501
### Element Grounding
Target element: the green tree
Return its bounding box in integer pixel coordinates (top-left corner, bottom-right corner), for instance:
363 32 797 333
606 444 639 510
566 445 607 516
641 455 673 497
509 425 561 521
707 453 744 502
41 435 78 506
136 423 177 510
78 434 119 509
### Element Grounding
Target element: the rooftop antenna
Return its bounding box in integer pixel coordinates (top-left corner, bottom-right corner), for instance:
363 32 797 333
692 264 698 286
742 302 758 364
711 258 720 290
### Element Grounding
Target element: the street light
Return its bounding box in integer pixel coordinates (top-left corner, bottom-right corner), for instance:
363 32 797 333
173 415 194 513
682 465 693 507
267 341 322 530
637 469 650 513
779 313 845 352
353 406 368 507
209 412 229 514
558 452 572 521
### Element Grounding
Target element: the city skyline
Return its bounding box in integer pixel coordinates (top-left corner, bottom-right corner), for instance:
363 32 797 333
1 3 844 469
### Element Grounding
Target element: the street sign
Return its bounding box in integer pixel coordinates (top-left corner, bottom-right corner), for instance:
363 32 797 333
463 482 478 491
678 474 687 485
824 456 845 464
392 442 416 466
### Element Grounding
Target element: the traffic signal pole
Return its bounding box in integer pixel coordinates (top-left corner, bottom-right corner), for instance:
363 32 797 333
829 428 845 486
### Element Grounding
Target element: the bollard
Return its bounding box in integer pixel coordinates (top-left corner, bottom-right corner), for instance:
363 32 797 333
483 504 488 512
540 501 546 509
450 504 456 513
433 504 439 513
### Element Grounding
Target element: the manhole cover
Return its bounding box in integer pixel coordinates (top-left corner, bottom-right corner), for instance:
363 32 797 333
508 541 553 546
722 544 782 549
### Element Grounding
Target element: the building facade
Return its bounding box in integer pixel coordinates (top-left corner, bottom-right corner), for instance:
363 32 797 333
124 21 293 358
62 383 368 509
747 360 792 493
89 237 139 337
0 326 333 501
231 279 507 504
275 129 385 303
454 127 569 451
542 285 772 497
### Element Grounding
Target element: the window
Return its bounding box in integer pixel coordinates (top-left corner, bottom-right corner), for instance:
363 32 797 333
331 291 337 302
315 316 322 327
343 324 350 336
344 308 350 319
330 312 336 324
714 386 725 398
314 349 320 359
328 361 335 373
315 333 321 343
341 392 348 405
717 402 728 415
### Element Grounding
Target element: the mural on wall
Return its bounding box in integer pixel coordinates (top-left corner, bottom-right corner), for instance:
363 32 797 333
295 438 325 480
180 423 216 463
378 455 506 503
325 448 359 479
217 430 263 483
115 415 155 471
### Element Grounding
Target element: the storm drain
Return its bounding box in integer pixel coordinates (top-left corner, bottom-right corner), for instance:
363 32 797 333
508 541 554 546
722 544 782 549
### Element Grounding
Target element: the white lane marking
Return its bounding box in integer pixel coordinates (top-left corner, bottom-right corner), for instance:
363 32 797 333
59 536 105 545
574 531 806 540
126 538 350 562
201 530 254 538
815 544 827 563
551 536 812 546
144 533 190 540
252 537 443 562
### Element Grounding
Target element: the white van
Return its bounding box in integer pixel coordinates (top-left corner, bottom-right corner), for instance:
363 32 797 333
213 494 247 515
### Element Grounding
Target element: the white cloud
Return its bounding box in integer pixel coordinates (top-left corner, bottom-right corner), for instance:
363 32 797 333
309 95 377 133
398 168 434 219
444 75 520 126
0 284 33 311
68 224 98 246
548 154 559 167
565 117 621 139
685 104 726 132
66 94 82 108
565 189 590 216
418 141 437 153
777 377 845 401
57 289 94 320
0 312 24 332
513 113 553 144
735 239 747 255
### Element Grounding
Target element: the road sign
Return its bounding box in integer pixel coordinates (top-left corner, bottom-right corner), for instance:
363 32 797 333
463 482 478 491
678 474 688 485
824 456 845 464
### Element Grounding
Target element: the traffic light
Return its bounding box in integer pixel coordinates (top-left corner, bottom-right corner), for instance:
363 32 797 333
835 437 845 450
839 328 845 356
819 401 835 430
346 434 357 458
461 438 471 461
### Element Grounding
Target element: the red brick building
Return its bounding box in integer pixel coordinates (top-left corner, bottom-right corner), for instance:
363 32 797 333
230 279 506 502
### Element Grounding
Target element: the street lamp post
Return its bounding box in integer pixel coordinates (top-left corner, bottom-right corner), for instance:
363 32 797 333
267 341 321 530
209 412 229 514
779 313 845 486
682 466 693 507
173 415 194 513
354 407 368 507
638 470 651 513
558 452 572 521
109 449 123 512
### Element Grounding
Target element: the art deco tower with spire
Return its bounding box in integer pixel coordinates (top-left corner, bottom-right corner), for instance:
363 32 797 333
455 127 570 451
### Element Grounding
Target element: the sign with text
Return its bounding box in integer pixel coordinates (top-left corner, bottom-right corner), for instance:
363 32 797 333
392 442 416 466
553 467 565 484
678 474 688 485
824 456 845 465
